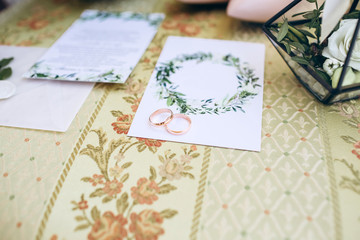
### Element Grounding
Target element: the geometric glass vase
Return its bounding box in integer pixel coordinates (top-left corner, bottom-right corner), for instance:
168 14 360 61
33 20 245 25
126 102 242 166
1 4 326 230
263 0 360 104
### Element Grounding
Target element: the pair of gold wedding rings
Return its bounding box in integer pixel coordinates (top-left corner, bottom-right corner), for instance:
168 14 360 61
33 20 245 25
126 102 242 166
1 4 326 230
148 108 191 135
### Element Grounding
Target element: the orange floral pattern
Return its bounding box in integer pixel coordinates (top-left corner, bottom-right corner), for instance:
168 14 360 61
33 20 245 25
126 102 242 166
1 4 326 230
111 114 134 134
88 211 128 240
131 178 160 205
88 174 105 187
71 55 200 237
102 179 123 197
131 98 141 113
162 20 179 30
129 210 164 240
329 100 360 195
50 235 58 240
0 3 73 46
159 10 220 39
16 5 70 31
178 23 201 36
71 194 89 211
75 129 199 238
352 140 360 159
136 138 165 148
78 200 88 210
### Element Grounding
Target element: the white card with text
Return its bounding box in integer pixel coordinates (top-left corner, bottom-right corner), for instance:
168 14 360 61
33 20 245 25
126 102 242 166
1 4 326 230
24 10 164 83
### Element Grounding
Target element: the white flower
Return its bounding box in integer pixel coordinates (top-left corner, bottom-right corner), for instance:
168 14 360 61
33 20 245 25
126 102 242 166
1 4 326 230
323 58 342 76
322 19 360 71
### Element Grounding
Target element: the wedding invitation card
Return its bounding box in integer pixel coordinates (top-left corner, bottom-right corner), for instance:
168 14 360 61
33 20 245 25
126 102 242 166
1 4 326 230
128 36 265 151
24 10 165 83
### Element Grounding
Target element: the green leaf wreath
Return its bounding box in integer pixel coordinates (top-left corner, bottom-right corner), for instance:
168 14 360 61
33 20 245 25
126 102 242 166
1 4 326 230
154 52 261 115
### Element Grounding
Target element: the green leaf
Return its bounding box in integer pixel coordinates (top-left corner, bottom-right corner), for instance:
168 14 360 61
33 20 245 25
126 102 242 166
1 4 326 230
277 19 289 42
183 166 193 171
191 153 200 158
166 97 174 106
149 166 157 181
81 177 91 182
90 188 105 198
298 29 316 39
137 144 146 152
120 173 129 183
149 146 156 154
121 162 132 169
286 30 300 43
74 223 90 231
292 11 309 17
123 96 134 104
0 67 12 80
291 56 310 65
344 11 360 19
34 73 48 78
343 119 359 129
158 155 165 163
91 206 100 221
180 172 195 179
111 110 124 117
160 209 178 219
289 41 305 53
303 11 316 19
158 184 177 194
341 136 357 144
75 215 86 221
102 195 113 203
282 41 291 54
313 68 331 83
0 57 13 68
116 193 129 214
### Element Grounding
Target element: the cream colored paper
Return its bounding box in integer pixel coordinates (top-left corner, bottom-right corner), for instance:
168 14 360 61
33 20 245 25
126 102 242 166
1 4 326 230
0 46 94 132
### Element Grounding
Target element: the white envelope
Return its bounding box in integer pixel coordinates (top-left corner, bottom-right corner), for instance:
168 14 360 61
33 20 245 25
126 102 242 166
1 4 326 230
0 46 94 132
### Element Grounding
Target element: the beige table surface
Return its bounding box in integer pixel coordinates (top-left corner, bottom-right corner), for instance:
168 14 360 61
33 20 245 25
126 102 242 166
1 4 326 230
0 0 359 239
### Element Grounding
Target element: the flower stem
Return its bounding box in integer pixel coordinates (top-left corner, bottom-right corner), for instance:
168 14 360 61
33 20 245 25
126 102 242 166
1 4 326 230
157 177 166 185
126 202 137 219
82 209 93 226
123 141 139 154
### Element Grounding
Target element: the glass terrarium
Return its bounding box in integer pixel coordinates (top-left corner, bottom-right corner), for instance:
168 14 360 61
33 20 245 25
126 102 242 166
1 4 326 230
262 0 360 104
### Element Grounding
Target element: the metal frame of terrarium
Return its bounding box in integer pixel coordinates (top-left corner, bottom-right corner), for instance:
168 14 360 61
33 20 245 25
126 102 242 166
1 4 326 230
262 0 360 104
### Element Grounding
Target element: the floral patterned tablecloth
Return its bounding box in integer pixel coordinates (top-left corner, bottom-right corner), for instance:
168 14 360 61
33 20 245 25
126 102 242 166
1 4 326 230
0 0 359 239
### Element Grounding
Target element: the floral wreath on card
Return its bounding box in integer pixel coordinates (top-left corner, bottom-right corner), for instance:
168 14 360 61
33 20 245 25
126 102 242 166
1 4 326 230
154 52 261 115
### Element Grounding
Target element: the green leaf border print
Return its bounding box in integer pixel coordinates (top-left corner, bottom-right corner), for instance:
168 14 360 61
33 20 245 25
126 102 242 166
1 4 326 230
26 61 123 83
154 52 261 115
79 10 165 28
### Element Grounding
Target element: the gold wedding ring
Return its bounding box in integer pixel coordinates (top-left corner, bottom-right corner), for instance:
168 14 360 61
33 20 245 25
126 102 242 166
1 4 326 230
149 108 174 127
165 113 192 135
